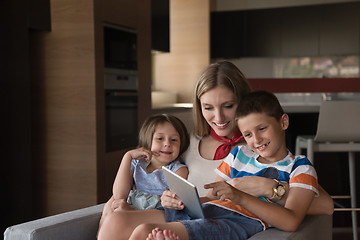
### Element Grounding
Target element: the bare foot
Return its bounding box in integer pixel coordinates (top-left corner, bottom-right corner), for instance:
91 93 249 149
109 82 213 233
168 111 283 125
146 228 162 240
146 228 180 240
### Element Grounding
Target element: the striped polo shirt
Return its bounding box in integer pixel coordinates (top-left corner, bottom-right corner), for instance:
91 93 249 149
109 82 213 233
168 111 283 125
205 144 319 229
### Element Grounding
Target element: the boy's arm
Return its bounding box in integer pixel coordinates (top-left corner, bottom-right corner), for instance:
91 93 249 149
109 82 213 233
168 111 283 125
307 185 334 215
112 151 134 200
205 181 315 232
227 176 334 215
244 187 315 232
200 175 227 203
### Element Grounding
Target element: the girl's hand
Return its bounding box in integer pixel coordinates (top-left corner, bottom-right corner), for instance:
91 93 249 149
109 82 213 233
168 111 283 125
126 147 159 162
160 190 184 210
111 199 133 211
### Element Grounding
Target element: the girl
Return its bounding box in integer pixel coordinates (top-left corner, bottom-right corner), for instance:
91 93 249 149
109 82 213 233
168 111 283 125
111 114 190 211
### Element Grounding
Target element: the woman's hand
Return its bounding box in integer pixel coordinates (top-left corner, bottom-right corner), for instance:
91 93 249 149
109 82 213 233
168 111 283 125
160 190 184 210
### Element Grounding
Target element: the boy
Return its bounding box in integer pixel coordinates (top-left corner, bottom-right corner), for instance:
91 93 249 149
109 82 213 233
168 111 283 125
205 90 319 232
136 91 320 240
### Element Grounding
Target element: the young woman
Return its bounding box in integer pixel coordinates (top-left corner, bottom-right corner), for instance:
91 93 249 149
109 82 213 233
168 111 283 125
97 61 333 240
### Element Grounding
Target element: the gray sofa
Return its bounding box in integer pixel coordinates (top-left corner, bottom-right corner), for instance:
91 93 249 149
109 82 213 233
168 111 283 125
4 203 332 240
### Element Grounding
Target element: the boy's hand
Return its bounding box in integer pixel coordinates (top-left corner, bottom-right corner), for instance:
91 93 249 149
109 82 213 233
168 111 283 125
204 181 241 201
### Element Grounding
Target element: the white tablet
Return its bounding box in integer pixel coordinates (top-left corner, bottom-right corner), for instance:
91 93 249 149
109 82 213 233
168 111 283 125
162 166 205 219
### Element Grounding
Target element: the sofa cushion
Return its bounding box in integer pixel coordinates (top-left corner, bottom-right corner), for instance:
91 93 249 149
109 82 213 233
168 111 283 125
249 214 332 240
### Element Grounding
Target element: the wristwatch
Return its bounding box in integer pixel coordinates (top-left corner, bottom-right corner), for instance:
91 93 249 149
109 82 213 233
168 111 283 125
270 179 286 200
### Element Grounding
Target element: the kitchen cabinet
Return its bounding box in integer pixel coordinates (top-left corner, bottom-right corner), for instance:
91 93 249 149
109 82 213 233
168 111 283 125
281 6 320 57
319 3 360 56
152 0 170 52
281 3 360 57
29 0 51 30
211 2 360 58
211 8 283 58
211 11 246 58
246 8 282 57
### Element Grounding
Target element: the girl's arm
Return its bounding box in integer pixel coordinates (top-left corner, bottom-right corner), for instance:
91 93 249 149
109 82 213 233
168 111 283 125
112 151 134 200
174 166 189 179
227 176 333 215
112 148 153 200
205 181 315 232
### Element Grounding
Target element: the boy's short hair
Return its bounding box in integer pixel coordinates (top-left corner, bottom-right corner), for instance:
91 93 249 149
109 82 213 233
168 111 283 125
236 91 284 121
138 114 190 156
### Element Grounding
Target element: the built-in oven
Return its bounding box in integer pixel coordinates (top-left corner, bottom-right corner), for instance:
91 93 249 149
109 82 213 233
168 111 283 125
104 23 139 152
105 90 138 152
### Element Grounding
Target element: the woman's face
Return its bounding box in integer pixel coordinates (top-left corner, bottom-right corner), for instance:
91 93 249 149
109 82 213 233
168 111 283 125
200 86 238 138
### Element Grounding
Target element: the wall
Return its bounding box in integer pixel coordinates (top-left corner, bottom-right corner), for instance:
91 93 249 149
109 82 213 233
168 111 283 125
31 0 151 216
34 0 98 215
152 0 210 103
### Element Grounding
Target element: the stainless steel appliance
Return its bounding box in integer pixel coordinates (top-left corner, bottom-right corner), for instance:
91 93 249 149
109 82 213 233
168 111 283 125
104 23 138 152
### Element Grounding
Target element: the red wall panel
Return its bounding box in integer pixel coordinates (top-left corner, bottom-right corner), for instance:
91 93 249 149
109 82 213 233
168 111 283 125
248 78 360 93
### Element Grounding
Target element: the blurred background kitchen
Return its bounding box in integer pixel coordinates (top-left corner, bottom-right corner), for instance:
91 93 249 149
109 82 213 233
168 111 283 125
2 0 360 238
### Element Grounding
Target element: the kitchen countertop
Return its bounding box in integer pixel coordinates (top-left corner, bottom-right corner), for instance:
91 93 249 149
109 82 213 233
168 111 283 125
152 92 360 113
153 102 320 113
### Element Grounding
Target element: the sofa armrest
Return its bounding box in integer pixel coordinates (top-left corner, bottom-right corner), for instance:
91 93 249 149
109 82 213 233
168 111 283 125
4 204 104 240
249 214 333 240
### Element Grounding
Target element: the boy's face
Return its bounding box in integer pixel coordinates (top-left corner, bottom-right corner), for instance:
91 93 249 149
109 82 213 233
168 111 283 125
237 112 289 163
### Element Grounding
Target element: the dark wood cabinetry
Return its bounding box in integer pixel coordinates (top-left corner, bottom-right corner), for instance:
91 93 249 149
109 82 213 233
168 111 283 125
211 11 246 58
319 3 360 55
151 0 170 52
211 2 360 58
246 8 282 57
281 6 320 56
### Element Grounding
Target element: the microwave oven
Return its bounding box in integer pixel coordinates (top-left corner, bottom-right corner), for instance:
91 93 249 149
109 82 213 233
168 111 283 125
104 23 138 90
104 23 137 70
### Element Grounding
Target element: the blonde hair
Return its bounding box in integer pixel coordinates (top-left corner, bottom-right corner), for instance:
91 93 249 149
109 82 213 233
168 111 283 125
138 114 190 157
193 61 252 136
